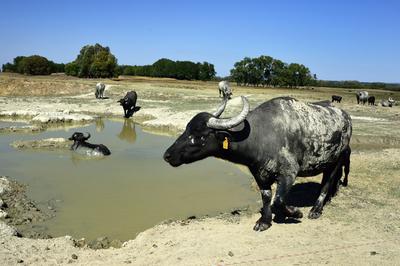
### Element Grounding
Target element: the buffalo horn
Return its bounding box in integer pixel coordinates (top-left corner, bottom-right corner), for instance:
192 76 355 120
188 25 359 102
207 96 249 129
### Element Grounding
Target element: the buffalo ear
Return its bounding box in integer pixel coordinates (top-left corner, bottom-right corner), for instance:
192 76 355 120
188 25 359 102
215 131 232 141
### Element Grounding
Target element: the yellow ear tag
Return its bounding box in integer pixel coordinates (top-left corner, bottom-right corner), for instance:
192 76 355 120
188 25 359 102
223 137 229 150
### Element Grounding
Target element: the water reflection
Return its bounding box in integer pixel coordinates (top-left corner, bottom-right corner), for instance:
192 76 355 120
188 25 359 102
118 119 137 143
95 118 105 132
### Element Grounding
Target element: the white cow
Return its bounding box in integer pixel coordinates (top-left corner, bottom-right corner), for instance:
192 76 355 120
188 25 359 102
218 81 232 99
95 82 106 99
356 91 368 105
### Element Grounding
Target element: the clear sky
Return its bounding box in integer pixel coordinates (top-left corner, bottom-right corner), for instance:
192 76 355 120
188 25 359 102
0 0 399 82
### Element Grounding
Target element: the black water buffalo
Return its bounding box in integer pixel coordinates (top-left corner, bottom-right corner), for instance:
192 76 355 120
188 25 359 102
164 96 352 231
118 91 141 118
368 96 375 106
69 132 111 156
331 95 342 103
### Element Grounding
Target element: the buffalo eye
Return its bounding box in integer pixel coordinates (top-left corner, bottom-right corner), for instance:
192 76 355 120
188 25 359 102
188 135 196 145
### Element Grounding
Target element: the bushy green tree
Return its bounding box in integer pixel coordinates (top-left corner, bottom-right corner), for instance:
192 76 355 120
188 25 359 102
2 55 64 75
230 55 315 87
120 59 215 81
66 43 118 78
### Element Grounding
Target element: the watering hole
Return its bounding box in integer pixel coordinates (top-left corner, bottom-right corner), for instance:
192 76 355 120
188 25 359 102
0 119 257 241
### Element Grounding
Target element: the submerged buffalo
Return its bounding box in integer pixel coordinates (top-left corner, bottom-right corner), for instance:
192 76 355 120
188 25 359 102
69 132 111 156
164 96 352 231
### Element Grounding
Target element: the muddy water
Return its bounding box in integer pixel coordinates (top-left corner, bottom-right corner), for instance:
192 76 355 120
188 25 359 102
0 119 257 241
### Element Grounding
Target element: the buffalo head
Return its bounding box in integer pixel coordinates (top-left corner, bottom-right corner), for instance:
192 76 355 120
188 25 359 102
68 132 91 142
163 96 249 167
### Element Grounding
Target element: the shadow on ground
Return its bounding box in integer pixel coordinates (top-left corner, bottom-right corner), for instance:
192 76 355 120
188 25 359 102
286 182 321 208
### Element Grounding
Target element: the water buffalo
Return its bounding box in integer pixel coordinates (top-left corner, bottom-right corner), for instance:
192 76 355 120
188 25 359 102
69 132 111 156
381 97 395 107
331 95 342 103
118 91 141 118
164 96 352 231
368 96 375 106
95 82 106 99
218 81 232 100
356 91 368 104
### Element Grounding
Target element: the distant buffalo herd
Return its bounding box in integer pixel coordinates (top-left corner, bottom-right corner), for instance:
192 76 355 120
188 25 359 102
332 90 396 107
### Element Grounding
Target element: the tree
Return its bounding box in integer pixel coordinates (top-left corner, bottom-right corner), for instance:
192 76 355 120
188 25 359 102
2 55 64 75
230 55 316 88
66 43 118 78
198 62 216 81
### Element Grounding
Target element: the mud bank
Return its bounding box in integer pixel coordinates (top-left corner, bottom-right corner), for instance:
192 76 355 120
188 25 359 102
10 138 72 150
0 176 54 238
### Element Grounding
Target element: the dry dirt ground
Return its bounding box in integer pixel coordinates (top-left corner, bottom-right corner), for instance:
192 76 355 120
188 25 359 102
0 73 400 265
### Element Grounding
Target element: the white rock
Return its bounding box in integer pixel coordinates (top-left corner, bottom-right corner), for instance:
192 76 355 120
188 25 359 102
0 222 17 237
0 177 11 196
0 209 8 218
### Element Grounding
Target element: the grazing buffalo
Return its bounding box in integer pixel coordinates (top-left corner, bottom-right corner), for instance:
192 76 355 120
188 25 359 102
164 96 352 231
356 91 368 104
368 96 375 106
331 95 342 103
218 81 232 100
95 82 106 99
69 132 111 156
118 91 141 118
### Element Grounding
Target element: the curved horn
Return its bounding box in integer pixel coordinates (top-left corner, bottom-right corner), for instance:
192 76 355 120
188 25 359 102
84 132 91 140
212 99 228 117
207 96 250 129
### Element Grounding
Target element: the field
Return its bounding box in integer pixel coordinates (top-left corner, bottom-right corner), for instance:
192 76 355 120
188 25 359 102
0 73 399 265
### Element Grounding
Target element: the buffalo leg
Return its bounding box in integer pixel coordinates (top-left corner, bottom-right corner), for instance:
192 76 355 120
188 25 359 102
308 162 341 219
342 147 351 187
272 174 303 222
253 188 273 231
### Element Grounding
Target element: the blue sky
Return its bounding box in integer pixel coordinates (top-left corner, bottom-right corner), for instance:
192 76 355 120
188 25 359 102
0 0 399 82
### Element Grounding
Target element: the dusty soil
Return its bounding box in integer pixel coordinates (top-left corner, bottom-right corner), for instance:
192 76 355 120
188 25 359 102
1 73 400 265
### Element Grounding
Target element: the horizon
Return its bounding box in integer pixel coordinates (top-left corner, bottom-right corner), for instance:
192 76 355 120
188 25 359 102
1 0 399 83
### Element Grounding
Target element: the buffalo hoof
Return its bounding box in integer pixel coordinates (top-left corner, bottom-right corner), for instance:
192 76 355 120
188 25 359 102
253 218 271 232
308 211 322 219
341 179 348 187
286 206 303 219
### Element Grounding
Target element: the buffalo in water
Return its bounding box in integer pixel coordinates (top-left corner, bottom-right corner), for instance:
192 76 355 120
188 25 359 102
69 132 111 156
164 96 352 231
118 91 141 118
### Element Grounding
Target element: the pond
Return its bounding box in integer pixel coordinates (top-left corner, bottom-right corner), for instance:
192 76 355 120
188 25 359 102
0 119 258 241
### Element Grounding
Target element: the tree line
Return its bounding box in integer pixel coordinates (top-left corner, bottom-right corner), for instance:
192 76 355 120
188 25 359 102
230 55 316 87
315 80 400 91
2 44 216 81
2 44 399 90
2 55 65 75
118 58 216 81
